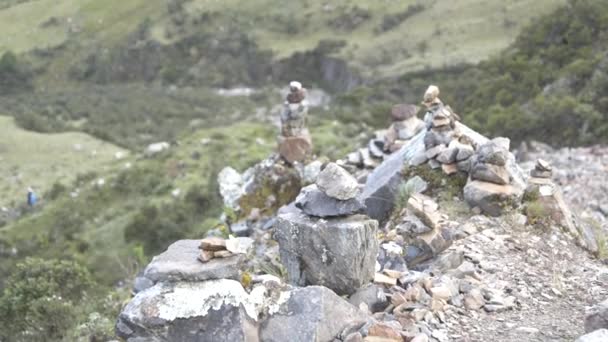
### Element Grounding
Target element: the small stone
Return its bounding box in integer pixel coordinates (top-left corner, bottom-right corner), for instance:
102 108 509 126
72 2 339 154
200 237 227 251
374 273 397 286
456 145 475 161
278 134 313 164
464 289 485 311
316 163 360 200
470 162 510 185
531 169 552 178
198 250 214 263
229 221 251 237
367 322 403 340
407 194 440 229
213 250 233 258
441 163 458 175
430 286 452 301
428 159 441 169
536 158 552 171
348 284 388 313
425 145 446 159
437 148 458 164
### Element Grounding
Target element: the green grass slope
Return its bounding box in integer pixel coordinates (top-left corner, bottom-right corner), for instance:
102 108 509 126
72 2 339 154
0 115 126 208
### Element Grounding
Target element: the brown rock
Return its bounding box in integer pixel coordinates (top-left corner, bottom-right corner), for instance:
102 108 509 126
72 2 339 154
213 250 233 258
430 286 452 301
278 134 313 164
367 322 402 341
198 250 214 263
286 88 307 104
200 237 226 251
391 104 419 121
374 273 397 286
441 163 458 175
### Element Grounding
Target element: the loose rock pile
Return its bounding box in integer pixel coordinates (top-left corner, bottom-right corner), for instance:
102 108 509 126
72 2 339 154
198 236 253 263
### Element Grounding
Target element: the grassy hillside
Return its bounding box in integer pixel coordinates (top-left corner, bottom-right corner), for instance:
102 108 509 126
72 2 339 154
0 115 125 208
335 0 608 146
0 0 563 85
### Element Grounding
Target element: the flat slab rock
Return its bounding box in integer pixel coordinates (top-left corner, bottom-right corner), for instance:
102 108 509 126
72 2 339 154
143 239 244 285
274 209 378 295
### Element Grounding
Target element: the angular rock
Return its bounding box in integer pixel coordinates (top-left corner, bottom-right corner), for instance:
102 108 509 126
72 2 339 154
116 280 259 342
456 147 475 161
261 286 370 342
470 162 510 185
144 240 243 283
404 176 429 195
316 162 360 200
274 211 378 295
396 215 432 236
230 221 252 237
585 299 608 333
225 236 254 255
405 228 452 267
576 329 608 342
464 181 522 217
348 284 389 313
198 250 214 263
363 131 426 221
436 147 458 164
295 184 365 218
476 141 508 166
407 194 440 229
425 144 446 159
367 322 402 340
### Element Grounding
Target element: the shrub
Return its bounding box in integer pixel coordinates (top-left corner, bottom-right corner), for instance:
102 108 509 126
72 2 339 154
0 258 95 341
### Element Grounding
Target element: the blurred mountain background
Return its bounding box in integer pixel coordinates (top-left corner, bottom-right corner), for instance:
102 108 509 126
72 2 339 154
0 0 607 340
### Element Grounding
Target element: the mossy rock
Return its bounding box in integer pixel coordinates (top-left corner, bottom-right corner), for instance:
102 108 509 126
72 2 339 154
238 161 302 218
403 164 468 200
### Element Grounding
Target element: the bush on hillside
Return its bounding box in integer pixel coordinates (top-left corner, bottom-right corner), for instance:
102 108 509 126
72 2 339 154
0 258 95 341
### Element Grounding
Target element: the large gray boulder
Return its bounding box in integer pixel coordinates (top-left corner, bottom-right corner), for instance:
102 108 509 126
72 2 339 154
362 130 426 222
576 329 608 342
261 286 369 342
586 299 608 333
295 184 365 217
116 280 260 342
142 240 244 287
274 210 378 295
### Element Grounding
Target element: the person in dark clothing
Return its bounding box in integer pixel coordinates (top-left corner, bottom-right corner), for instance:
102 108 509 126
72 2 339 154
27 187 37 207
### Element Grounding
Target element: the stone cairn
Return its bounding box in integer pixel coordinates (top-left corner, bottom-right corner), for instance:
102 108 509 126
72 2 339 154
278 81 313 165
275 162 379 295
416 85 473 175
341 104 425 173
